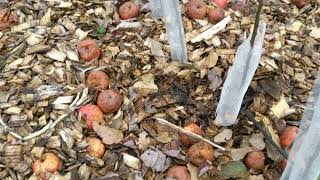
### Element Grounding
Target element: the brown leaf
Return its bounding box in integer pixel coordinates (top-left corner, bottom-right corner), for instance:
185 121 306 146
92 121 123 145
208 68 223 92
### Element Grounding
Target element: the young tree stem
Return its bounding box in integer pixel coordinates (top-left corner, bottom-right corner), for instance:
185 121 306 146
250 0 264 47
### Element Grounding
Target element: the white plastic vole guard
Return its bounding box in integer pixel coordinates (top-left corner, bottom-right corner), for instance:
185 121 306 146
149 0 188 63
281 69 320 180
215 20 266 126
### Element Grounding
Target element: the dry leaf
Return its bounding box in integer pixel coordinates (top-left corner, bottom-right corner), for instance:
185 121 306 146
140 148 166 172
208 68 223 92
93 121 123 145
231 147 253 161
214 129 232 143
137 131 151 151
249 133 265 150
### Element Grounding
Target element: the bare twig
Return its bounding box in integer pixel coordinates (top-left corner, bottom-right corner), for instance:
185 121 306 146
242 110 288 159
250 0 264 47
153 117 226 151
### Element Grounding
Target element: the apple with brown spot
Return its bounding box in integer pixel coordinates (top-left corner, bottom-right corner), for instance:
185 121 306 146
32 153 62 180
188 142 214 166
77 39 101 62
186 0 207 20
97 90 123 113
79 104 104 131
87 137 105 158
86 71 110 90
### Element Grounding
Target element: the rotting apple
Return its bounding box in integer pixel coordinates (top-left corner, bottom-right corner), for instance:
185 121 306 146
188 141 214 166
179 123 203 146
32 153 62 180
77 39 101 62
86 71 110 90
186 0 207 20
166 165 191 180
118 1 140 20
79 104 104 131
97 90 123 113
87 137 105 158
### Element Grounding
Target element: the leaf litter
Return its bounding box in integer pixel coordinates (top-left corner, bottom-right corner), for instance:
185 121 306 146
0 0 318 179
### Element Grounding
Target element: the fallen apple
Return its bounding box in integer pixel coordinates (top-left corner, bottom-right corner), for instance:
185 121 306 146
186 0 207 20
79 104 104 131
291 0 306 8
166 165 191 180
179 123 203 146
118 1 140 20
212 0 228 9
188 142 214 166
87 137 105 158
244 150 265 171
77 39 101 61
278 159 287 174
280 126 299 149
86 71 110 90
32 153 62 180
97 90 123 113
207 7 225 23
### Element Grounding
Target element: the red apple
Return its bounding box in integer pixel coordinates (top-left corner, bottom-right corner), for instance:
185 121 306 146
179 123 203 146
166 165 191 180
278 159 287 174
291 0 306 8
118 1 140 20
186 0 207 20
212 0 228 9
86 71 110 90
77 39 101 62
207 7 225 23
97 90 123 113
244 151 265 171
79 104 104 131
280 126 299 149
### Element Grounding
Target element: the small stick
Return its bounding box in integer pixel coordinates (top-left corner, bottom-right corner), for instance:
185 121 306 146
243 110 288 159
250 0 264 47
154 117 226 151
